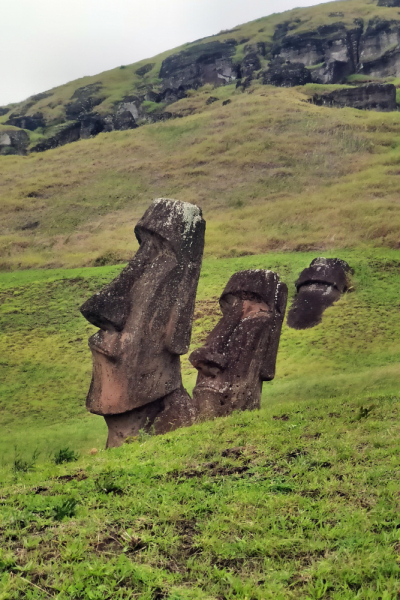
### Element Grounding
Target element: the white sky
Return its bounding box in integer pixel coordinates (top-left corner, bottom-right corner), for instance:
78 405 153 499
1 0 335 106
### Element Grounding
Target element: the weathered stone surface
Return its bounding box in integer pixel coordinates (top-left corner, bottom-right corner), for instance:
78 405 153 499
310 59 351 84
311 83 397 111
135 63 155 76
31 122 82 152
80 198 206 448
159 40 239 89
65 83 105 120
271 20 363 84
262 59 312 87
241 52 261 78
206 96 218 105
287 258 352 330
358 18 400 77
377 1 400 9
190 270 288 420
21 221 40 231
5 113 45 131
0 129 30 155
0 107 10 117
31 109 138 152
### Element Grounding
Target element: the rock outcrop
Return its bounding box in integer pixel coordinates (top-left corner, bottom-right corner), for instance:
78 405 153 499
31 109 138 152
159 40 239 90
65 84 105 120
377 0 400 7
0 129 30 155
5 113 45 131
268 16 400 85
262 58 312 87
311 83 397 111
271 20 363 84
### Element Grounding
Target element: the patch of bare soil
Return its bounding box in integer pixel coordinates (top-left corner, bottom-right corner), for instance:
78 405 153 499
56 471 88 482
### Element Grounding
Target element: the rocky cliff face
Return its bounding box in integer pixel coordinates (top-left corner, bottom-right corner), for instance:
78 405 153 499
159 40 239 89
311 82 397 111
0 129 29 155
4 1 400 155
269 14 400 86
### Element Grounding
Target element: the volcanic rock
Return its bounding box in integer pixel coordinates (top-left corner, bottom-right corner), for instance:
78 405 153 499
159 40 239 89
190 270 288 420
80 198 206 448
0 129 30 155
287 258 352 330
262 59 312 87
311 83 397 111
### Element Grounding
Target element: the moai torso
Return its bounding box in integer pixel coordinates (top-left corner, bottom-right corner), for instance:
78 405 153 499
80 198 205 446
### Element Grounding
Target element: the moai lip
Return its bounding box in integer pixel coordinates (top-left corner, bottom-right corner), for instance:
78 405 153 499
80 198 206 448
287 257 352 330
189 270 288 420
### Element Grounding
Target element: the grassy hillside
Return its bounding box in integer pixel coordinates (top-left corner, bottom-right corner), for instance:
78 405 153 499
1 249 400 598
1 248 400 465
2 80 400 270
1 0 399 125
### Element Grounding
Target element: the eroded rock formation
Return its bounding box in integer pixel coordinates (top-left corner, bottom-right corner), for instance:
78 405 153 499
189 270 288 420
0 129 29 155
262 58 312 87
80 198 205 448
287 258 352 330
159 40 239 90
311 83 396 111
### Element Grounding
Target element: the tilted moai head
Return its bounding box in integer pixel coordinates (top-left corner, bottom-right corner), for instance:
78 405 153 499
80 198 206 447
189 270 288 419
287 257 352 330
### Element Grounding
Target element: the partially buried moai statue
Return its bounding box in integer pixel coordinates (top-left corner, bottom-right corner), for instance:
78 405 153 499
287 257 352 330
189 270 288 420
80 198 206 448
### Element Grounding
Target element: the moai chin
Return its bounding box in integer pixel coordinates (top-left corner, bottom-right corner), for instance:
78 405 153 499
80 198 206 448
287 257 352 330
189 270 288 420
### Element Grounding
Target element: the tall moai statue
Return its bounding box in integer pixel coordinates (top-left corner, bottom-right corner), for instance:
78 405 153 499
189 270 288 419
287 257 352 330
80 198 206 448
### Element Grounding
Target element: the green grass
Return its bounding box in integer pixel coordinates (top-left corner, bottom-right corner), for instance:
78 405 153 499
3 80 400 269
1 378 400 597
1 247 400 467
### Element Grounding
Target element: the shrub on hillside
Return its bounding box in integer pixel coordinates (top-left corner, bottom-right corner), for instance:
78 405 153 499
53 447 79 465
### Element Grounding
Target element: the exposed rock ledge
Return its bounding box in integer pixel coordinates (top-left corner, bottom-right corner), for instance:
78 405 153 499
310 83 397 111
0 129 30 155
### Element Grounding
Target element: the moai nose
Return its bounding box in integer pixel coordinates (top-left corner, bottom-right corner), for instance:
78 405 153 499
189 346 227 378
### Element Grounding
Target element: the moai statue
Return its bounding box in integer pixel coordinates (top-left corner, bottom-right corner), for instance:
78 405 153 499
189 270 288 420
287 257 352 330
80 198 206 448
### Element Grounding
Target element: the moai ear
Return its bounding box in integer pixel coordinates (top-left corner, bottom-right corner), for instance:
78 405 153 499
261 281 288 381
165 261 202 355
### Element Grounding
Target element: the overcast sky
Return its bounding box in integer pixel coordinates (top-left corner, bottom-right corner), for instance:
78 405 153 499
1 0 334 106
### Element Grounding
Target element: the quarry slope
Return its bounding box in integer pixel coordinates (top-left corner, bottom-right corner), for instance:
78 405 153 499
3 0 400 269
2 80 400 270
3 0 400 154
1 249 400 599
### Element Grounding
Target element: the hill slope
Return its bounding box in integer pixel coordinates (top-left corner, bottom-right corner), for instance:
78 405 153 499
3 0 400 269
1 249 400 598
2 81 400 270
